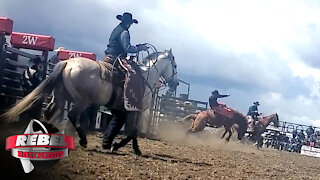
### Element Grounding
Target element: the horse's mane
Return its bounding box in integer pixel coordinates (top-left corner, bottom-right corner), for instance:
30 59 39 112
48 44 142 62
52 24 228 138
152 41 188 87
142 50 171 64
144 52 163 61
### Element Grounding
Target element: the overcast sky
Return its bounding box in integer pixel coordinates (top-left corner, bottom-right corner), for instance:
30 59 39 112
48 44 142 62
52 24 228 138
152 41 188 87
1 0 320 126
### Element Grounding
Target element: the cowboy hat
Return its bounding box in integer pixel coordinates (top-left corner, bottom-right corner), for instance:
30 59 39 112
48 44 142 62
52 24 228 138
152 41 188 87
116 12 138 24
29 55 43 64
54 47 65 52
253 101 260 106
212 90 219 94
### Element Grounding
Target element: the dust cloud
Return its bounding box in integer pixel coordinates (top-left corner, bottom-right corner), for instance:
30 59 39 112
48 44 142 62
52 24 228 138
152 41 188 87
156 120 260 154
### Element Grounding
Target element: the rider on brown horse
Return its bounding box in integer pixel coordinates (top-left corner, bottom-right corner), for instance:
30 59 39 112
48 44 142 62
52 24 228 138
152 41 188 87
247 101 260 127
209 90 230 109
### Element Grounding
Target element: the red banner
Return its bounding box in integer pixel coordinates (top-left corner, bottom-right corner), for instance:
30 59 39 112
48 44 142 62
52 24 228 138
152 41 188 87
6 133 74 150
58 49 96 61
0 17 13 35
11 32 55 51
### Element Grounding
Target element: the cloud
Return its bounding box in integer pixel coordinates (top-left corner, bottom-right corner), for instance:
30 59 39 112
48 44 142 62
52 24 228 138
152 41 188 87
260 91 320 126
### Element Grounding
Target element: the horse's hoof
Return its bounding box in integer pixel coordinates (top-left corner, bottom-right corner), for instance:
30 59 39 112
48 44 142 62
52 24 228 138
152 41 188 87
79 139 87 148
80 142 87 148
134 148 142 156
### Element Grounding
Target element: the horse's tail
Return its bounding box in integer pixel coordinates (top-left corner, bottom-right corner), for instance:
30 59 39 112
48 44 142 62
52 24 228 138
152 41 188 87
2 61 68 122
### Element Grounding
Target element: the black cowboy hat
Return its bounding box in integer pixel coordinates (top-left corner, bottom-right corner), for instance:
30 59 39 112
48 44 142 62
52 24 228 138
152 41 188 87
29 55 43 64
212 90 219 94
253 101 260 106
116 12 138 24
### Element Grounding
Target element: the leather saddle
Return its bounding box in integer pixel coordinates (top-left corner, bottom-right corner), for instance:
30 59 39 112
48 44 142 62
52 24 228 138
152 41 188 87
105 58 145 111
212 103 234 119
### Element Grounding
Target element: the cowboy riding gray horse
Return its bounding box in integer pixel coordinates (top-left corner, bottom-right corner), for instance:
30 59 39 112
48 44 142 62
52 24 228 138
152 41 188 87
2 13 179 156
102 12 149 154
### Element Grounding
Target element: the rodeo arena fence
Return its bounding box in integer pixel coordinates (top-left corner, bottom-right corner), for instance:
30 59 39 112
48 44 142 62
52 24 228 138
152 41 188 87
1 16 320 158
0 17 52 111
0 17 96 124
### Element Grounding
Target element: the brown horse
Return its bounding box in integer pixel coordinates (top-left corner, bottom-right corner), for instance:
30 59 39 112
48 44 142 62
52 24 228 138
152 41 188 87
187 109 248 141
250 113 279 147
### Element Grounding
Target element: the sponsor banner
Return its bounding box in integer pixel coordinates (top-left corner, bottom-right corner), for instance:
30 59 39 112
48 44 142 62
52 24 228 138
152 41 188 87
6 133 74 150
11 148 69 160
5 119 74 173
301 145 320 158
11 32 55 51
58 49 96 60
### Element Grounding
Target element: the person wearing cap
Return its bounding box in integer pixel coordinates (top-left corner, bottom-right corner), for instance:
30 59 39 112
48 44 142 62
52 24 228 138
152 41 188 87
20 55 44 120
48 47 65 64
104 12 148 64
209 90 230 109
247 101 260 127
21 56 44 95
306 125 315 139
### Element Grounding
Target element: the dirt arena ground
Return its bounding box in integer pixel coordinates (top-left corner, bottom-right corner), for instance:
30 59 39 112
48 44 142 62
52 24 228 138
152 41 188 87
2 121 320 180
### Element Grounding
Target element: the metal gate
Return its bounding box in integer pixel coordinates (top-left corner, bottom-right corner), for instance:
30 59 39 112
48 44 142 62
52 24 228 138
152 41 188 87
0 17 53 112
147 79 208 135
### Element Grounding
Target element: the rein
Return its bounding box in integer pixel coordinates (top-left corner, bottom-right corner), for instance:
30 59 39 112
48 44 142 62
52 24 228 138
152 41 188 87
137 48 176 97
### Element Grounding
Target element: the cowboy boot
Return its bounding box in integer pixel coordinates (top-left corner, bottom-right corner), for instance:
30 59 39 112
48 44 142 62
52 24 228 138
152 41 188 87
111 136 131 152
111 142 120 152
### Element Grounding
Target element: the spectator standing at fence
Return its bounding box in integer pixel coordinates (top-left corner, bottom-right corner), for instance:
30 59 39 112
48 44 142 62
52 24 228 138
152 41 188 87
315 132 320 148
48 47 64 64
309 134 316 147
21 56 44 95
292 129 297 139
306 126 315 139
297 130 305 142
20 56 44 120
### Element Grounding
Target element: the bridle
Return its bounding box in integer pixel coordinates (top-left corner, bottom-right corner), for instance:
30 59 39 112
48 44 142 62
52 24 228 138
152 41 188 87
137 46 177 92
163 53 178 88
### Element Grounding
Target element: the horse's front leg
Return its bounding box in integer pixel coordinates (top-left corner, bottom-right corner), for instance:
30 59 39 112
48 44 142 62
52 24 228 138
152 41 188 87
221 129 228 139
254 135 263 149
226 128 232 141
186 120 195 134
257 135 264 148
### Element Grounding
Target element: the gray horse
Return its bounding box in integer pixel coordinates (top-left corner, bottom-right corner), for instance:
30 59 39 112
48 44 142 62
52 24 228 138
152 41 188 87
3 50 179 147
